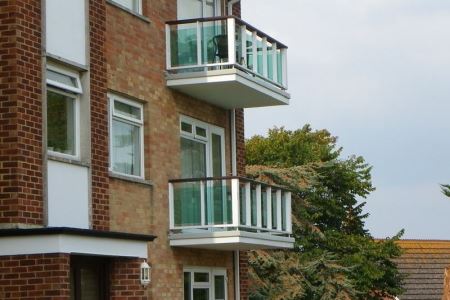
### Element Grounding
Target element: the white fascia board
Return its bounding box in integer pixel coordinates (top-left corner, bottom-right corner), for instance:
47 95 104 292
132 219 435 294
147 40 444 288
169 231 295 250
0 234 149 258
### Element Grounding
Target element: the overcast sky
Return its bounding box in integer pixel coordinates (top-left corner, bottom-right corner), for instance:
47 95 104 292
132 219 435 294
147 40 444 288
242 0 450 239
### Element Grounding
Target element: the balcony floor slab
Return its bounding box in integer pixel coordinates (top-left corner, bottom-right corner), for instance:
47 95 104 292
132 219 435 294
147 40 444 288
166 68 290 109
169 230 295 250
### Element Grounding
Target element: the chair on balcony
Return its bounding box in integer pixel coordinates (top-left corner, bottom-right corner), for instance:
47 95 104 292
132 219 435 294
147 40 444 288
212 34 228 63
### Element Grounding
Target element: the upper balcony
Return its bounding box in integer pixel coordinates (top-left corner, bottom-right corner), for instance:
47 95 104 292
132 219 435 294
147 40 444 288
168 177 295 250
165 16 290 109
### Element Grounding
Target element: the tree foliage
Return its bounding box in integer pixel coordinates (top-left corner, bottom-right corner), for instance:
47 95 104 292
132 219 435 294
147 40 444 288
246 126 404 299
442 184 450 198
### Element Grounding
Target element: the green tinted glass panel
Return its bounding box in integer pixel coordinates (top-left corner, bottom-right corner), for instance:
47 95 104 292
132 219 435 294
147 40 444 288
251 187 257 226
272 191 278 229
246 31 253 70
261 190 267 228
256 37 263 75
267 44 273 80
171 24 198 67
282 193 287 231
277 49 283 84
240 184 246 225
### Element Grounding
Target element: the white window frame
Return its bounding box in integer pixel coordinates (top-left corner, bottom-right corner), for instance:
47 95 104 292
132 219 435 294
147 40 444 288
180 115 226 178
46 65 82 160
46 64 83 94
108 93 145 179
184 267 228 300
111 0 143 14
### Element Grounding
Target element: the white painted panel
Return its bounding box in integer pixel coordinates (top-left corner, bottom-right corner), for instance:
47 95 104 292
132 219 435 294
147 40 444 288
46 0 86 65
48 160 89 228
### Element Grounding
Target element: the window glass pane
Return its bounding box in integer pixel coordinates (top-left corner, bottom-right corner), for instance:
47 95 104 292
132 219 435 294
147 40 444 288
114 100 141 120
80 268 100 300
47 69 78 89
181 138 206 178
47 90 76 155
214 275 225 300
112 119 141 176
196 126 207 138
112 0 139 12
193 288 210 300
184 272 192 300
194 272 209 283
181 122 193 133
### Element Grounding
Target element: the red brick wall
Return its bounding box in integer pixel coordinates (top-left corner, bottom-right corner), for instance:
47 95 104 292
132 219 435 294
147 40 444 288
232 6 249 299
0 0 43 226
110 258 148 299
89 0 110 231
0 253 70 299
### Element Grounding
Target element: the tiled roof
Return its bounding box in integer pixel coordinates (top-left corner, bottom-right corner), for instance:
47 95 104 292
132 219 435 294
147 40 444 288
395 240 450 300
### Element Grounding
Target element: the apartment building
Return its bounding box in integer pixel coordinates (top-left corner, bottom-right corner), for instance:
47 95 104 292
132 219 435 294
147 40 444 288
0 0 292 299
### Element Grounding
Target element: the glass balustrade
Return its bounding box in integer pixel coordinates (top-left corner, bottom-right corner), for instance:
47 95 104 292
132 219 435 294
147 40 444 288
169 177 292 236
166 16 288 90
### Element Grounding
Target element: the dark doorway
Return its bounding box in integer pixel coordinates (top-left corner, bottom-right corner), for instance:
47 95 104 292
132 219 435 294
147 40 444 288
70 256 110 300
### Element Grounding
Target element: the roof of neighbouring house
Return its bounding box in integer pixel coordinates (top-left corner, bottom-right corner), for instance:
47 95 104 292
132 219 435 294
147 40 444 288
395 239 450 300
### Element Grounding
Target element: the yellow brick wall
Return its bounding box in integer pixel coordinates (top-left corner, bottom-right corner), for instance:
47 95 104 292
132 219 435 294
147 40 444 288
106 1 235 299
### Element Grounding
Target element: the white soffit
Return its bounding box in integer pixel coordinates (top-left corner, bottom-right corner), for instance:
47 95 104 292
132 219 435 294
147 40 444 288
166 69 290 109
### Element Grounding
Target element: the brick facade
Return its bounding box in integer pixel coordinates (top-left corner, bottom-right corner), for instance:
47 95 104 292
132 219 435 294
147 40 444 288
0 0 259 299
110 258 148 299
0 253 70 299
0 0 43 227
89 0 110 231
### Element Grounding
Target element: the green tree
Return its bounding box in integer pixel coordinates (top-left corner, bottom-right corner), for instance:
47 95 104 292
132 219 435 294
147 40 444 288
246 126 404 300
442 184 450 198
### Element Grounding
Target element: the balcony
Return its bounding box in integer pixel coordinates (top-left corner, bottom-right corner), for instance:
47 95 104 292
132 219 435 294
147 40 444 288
168 177 295 250
165 16 290 109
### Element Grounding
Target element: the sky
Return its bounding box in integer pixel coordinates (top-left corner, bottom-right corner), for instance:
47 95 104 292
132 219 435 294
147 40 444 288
242 0 450 239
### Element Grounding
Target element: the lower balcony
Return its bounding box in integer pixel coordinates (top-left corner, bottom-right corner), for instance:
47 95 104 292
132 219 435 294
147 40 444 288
168 177 295 250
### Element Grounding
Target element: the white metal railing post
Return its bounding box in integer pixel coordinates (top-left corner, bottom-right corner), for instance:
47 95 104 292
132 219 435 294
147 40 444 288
252 31 258 73
272 42 278 84
276 189 282 231
245 182 251 226
227 18 236 65
200 180 206 226
262 37 268 78
169 182 174 230
286 192 292 233
281 48 288 88
256 184 262 228
165 24 171 70
240 25 247 66
196 21 202 66
231 178 240 228
266 187 272 230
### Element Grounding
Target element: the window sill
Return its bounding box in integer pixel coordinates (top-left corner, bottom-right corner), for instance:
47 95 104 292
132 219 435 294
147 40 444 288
106 0 151 24
109 172 153 187
47 154 90 168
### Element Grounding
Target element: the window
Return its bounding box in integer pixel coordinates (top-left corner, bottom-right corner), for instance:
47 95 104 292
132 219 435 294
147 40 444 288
46 65 81 158
109 94 144 178
184 268 227 300
111 0 142 14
